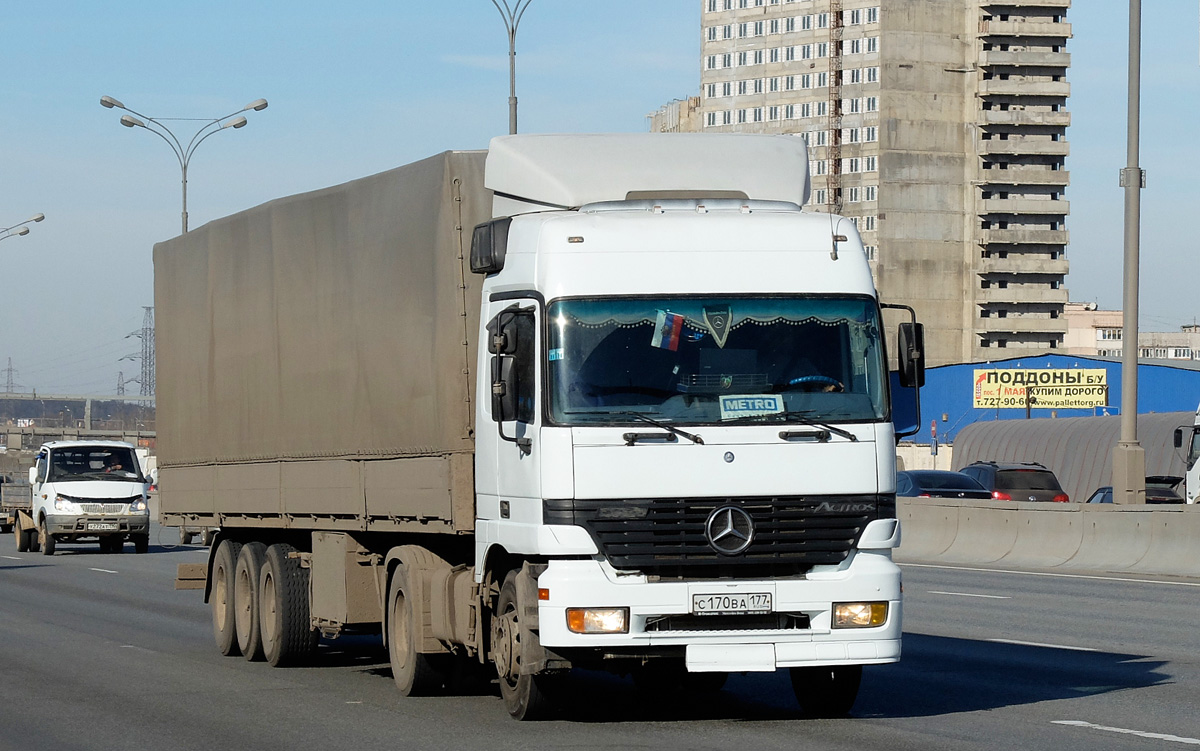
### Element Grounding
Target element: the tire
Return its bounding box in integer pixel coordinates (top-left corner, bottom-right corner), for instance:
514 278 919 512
132 534 148 554
493 570 556 720
180 529 196 545
39 519 56 556
98 536 112 553
15 523 30 553
0 524 11 534
109 535 125 554
258 543 319 667
234 542 268 661
790 664 863 717
211 539 244 657
387 565 445 696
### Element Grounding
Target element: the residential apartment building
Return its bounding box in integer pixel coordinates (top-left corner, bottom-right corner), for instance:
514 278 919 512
1065 302 1200 362
651 0 1072 365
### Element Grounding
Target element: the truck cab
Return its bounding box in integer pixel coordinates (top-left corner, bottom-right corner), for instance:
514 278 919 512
1176 406 1200 503
25 440 152 554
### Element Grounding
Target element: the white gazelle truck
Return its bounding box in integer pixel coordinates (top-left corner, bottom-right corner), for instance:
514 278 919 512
158 133 924 720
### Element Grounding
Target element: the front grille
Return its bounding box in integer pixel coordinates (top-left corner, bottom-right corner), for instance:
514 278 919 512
645 613 810 632
545 495 885 578
79 503 128 514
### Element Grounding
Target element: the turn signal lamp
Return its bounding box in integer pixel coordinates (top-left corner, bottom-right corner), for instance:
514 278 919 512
832 602 887 629
992 490 1012 501
1052 493 1070 503
566 608 629 634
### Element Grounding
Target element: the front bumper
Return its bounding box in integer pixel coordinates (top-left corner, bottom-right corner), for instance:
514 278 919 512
536 549 902 671
45 514 149 536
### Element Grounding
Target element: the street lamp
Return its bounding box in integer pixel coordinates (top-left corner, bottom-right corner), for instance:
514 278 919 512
100 95 268 234
0 212 45 243
1111 0 1146 504
490 0 533 135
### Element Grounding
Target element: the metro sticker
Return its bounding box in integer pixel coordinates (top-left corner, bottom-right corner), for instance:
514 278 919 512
719 394 784 420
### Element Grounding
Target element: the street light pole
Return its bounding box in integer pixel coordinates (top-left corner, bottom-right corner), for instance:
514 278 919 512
0 212 45 243
1112 0 1146 504
100 96 268 233
490 0 533 135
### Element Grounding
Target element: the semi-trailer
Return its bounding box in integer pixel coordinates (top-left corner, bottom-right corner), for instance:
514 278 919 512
158 133 923 719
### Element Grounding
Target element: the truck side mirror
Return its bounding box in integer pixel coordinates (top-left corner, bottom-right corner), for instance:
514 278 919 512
470 217 512 275
28 466 37 484
897 322 925 388
1175 428 1184 449
491 355 519 423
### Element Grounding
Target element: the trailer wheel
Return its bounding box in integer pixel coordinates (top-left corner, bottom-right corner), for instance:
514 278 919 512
259 543 319 667
386 566 446 696
790 664 862 717
39 519 56 556
235 542 268 661
493 570 555 720
211 539 244 656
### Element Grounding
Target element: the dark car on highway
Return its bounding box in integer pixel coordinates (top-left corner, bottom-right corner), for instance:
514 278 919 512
1084 476 1185 504
958 461 1070 502
896 470 992 500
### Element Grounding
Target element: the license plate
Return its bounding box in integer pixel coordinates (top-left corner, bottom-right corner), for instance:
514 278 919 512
691 592 772 616
87 523 119 531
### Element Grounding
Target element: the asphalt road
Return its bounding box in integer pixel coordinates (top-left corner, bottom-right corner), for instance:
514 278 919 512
3 524 1199 751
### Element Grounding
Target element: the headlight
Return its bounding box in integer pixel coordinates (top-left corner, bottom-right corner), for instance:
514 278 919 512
832 602 888 628
54 496 80 513
566 607 629 634
129 497 148 513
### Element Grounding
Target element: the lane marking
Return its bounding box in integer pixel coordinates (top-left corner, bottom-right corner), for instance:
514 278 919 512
928 590 1011 599
90 567 118 574
1 555 21 560
1054 720 1200 745
991 638 1098 652
902 562 1200 588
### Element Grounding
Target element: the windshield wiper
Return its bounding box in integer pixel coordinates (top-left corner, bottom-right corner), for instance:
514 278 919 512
722 410 858 442
618 411 704 445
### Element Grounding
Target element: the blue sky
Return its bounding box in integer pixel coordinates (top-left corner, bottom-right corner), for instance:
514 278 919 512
0 1 1196 394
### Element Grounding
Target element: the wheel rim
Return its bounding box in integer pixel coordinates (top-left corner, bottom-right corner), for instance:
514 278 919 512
261 571 277 652
214 565 230 632
235 566 252 643
494 603 519 686
391 591 409 672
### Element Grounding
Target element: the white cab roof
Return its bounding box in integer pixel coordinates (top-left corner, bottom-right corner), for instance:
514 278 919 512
486 133 810 213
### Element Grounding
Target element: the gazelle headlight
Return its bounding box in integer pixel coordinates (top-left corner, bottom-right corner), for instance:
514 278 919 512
129 497 148 514
54 496 80 513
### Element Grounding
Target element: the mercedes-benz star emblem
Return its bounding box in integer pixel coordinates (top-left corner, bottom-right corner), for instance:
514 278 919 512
705 506 755 556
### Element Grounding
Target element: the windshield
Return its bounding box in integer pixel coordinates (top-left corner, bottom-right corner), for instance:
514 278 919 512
547 296 888 425
47 447 143 483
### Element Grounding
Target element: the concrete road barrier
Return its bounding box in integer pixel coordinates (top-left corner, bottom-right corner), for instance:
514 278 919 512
897 497 1200 576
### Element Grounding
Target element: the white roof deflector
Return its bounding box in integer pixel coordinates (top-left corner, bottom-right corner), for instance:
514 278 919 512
485 133 811 215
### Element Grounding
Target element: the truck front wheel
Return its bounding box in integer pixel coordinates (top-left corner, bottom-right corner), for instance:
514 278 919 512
211 539 244 656
258 543 319 667
15 522 31 552
39 519 56 556
790 664 862 717
492 571 555 721
235 542 268 661
387 566 445 696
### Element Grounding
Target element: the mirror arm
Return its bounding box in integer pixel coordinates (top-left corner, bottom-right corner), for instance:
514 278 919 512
497 422 532 454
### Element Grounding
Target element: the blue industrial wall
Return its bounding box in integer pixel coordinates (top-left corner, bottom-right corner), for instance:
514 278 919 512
891 354 1200 444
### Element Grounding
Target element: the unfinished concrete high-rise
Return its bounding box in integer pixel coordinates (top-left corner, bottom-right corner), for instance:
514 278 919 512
654 0 1071 365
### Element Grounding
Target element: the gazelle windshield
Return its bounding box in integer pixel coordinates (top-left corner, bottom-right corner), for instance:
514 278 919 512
547 296 888 425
